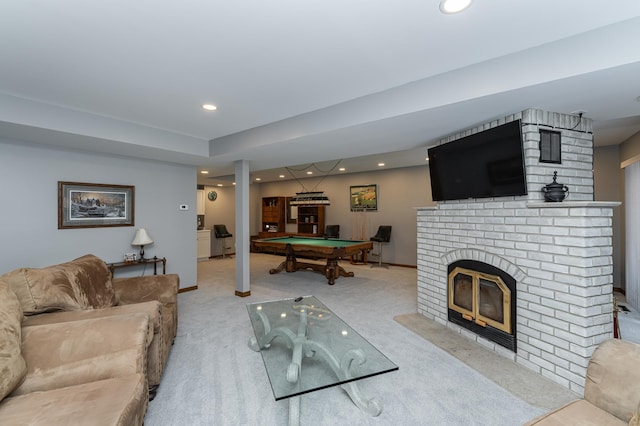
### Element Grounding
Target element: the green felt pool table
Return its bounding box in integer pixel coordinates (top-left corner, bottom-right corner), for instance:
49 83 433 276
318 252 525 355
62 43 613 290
253 236 373 285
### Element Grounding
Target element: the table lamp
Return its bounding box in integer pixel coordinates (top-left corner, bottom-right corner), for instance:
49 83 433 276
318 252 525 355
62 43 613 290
131 228 153 261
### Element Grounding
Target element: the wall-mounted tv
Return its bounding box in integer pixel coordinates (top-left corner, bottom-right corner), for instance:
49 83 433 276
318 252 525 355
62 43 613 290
428 120 527 201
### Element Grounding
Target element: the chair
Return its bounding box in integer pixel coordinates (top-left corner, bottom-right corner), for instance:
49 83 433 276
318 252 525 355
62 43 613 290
370 226 392 268
324 225 340 239
213 224 233 259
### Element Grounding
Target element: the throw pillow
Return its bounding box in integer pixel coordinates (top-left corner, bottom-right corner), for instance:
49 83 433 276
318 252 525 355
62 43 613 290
68 254 119 308
0 280 27 401
1 254 118 315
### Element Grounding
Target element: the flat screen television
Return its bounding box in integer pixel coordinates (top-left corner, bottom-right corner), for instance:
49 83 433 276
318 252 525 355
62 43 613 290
428 120 527 201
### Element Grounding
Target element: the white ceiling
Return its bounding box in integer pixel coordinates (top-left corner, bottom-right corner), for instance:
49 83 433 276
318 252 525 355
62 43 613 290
1 1 640 186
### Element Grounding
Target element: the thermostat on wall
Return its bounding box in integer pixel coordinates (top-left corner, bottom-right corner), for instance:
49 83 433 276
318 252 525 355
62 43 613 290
179 204 188 210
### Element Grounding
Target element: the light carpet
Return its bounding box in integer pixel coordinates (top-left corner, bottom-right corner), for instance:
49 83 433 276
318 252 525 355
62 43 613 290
146 254 552 425
616 293 640 345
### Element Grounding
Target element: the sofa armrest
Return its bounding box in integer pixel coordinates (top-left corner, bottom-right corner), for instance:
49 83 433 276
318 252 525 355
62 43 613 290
112 274 179 306
585 339 640 422
523 399 627 426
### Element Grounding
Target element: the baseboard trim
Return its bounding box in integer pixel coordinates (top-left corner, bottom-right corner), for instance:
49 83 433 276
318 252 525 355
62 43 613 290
209 253 236 259
235 290 251 297
366 261 417 269
179 285 198 293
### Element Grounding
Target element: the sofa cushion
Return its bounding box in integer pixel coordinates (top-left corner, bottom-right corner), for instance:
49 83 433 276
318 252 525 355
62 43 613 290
1 254 117 315
0 374 148 426
12 313 149 396
21 301 163 386
0 280 27 401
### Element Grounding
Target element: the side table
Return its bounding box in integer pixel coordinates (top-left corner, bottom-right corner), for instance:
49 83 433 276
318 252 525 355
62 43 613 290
108 256 166 276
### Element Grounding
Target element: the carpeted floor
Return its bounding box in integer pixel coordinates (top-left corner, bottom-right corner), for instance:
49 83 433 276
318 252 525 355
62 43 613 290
615 292 640 344
145 254 578 425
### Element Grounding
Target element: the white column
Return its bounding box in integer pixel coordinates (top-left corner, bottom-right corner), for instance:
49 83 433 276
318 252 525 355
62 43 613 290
625 160 640 310
235 159 251 297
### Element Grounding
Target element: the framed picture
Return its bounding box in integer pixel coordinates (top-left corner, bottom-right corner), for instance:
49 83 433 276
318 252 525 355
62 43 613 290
58 181 135 229
350 184 377 211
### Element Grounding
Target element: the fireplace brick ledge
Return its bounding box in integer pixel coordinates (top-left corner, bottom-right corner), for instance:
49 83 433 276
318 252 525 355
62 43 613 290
526 201 621 208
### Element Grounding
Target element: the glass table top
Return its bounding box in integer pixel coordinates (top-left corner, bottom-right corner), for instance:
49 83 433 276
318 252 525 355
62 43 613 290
246 295 398 401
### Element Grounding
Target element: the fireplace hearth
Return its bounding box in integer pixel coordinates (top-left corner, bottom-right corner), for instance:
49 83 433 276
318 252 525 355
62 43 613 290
448 260 516 351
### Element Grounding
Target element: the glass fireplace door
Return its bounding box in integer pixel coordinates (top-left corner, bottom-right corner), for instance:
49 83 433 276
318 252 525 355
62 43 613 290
448 267 511 334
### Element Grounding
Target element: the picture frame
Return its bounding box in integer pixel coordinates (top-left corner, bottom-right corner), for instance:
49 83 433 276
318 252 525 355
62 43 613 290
58 181 135 229
350 184 378 211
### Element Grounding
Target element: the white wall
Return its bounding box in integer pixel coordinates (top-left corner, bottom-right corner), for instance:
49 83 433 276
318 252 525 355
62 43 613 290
0 139 197 288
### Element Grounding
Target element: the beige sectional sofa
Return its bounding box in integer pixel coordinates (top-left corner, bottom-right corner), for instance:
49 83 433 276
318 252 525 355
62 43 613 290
0 254 179 425
525 339 640 426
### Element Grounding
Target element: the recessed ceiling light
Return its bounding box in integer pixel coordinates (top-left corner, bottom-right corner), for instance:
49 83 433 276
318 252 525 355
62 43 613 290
279 174 285 178
217 184 223 187
200 170 209 174
378 162 385 167
439 0 472 14
339 167 346 172
255 177 261 181
202 104 217 111
306 171 313 175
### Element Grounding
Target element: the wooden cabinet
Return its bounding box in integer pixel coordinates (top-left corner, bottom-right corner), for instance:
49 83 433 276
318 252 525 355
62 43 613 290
261 197 286 235
197 229 211 260
196 190 205 215
297 205 325 236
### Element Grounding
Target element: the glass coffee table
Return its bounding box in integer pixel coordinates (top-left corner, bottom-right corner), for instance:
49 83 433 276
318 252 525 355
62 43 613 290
247 296 398 426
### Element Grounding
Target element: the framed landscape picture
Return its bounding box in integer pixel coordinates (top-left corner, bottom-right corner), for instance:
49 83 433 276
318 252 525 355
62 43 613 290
350 184 377 211
58 181 135 229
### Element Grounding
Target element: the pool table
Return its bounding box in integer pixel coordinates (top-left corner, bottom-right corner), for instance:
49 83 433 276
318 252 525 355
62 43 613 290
253 236 373 285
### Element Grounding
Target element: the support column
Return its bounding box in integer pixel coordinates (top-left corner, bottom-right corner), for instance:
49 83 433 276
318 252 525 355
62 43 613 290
235 159 251 297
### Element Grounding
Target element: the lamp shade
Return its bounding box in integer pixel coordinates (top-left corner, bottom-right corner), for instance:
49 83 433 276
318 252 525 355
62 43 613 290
131 228 153 246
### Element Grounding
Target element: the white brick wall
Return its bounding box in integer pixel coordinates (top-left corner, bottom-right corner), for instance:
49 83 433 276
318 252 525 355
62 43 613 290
417 109 619 394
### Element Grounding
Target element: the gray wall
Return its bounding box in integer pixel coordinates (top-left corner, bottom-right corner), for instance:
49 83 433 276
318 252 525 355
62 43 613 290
0 139 197 288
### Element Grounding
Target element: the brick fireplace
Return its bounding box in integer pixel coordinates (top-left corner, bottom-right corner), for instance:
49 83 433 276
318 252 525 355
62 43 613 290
417 108 620 394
